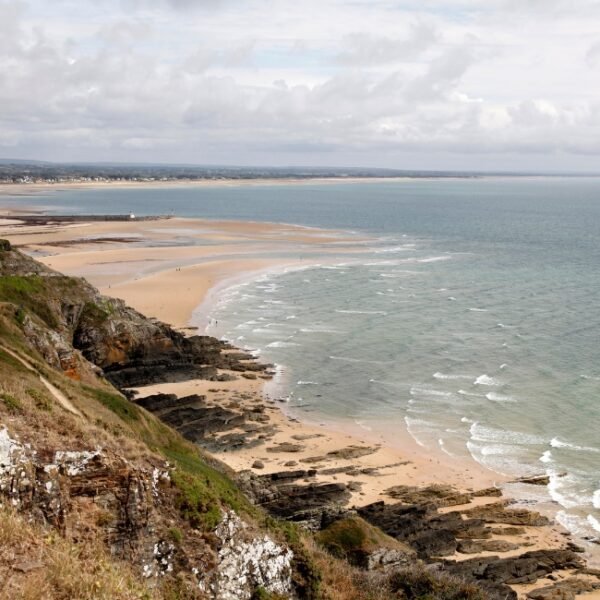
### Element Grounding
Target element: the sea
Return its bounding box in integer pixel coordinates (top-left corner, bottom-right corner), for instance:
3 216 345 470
5 176 600 549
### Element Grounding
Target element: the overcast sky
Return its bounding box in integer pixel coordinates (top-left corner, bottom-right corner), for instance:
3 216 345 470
2 0 600 171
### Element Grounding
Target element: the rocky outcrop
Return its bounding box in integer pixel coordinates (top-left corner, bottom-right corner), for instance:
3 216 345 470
357 501 490 559
355 496 587 600
207 511 293 600
445 549 585 586
457 539 520 554
75 308 267 388
527 577 600 600
0 426 294 599
0 426 172 571
239 469 351 529
0 245 268 386
461 500 550 526
134 392 276 451
384 484 472 508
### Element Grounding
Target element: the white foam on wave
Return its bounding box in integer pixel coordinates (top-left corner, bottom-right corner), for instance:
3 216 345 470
266 341 300 348
461 416 475 423
588 514 600 533
335 309 387 315
486 392 517 403
404 417 434 448
379 271 420 277
330 355 360 363
499 363 508 370
433 372 473 381
474 374 499 386
469 422 547 446
593 489 600 509
300 327 343 334
473 442 523 458
458 389 484 398
373 245 415 254
363 260 398 266
547 469 594 509
539 450 553 464
447 296 457 301
253 327 282 335
285 315 297 320
297 381 318 386
410 386 454 399
419 256 451 263
468 308 488 312
550 437 600 453
556 511 590 537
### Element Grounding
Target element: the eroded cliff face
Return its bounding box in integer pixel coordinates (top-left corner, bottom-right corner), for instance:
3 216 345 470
0 426 293 599
0 243 267 388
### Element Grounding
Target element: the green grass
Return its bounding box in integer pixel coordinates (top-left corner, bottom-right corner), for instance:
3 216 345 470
316 517 404 565
0 275 58 328
169 469 223 530
82 385 141 422
81 381 257 530
0 348 29 373
27 387 52 411
79 301 110 327
250 587 289 600
163 443 255 529
0 392 22 413
168 527 183 544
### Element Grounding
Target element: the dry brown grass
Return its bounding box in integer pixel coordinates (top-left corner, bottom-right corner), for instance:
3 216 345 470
0 508 155 600
301 536 392 600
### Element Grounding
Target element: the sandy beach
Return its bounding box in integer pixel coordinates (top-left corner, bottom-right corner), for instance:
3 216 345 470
0 176 416 201
2 210 599 596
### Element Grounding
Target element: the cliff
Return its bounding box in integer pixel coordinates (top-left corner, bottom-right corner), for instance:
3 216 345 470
0 241 299 599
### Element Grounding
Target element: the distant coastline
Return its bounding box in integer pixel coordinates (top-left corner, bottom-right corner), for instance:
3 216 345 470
0 176 418 198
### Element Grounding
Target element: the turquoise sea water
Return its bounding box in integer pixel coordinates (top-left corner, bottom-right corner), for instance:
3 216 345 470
7 177 600 546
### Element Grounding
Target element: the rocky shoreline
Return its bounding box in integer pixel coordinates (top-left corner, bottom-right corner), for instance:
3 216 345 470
120 342 599 599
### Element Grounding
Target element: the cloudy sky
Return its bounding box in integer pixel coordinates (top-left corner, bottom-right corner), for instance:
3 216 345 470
2 0 600 171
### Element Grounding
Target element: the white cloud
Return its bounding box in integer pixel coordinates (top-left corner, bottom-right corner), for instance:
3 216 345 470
1 0 600 170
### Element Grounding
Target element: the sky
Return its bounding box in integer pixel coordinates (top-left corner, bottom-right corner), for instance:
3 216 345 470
2 0 600 171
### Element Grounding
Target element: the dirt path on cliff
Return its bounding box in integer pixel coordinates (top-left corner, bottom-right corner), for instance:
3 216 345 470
0 344 82 417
